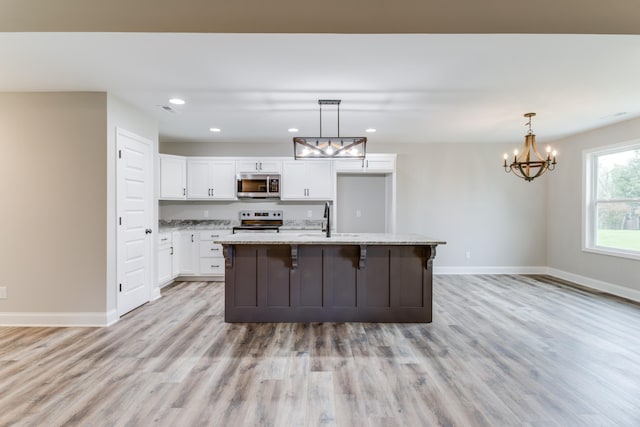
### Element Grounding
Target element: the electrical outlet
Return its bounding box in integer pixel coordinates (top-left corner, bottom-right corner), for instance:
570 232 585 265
0 287 7 299
203 210 209 218
465 251 471 259
307 210 313 218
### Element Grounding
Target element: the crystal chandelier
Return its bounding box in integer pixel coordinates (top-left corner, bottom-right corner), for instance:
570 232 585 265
503 112 557 182
293 100 366 159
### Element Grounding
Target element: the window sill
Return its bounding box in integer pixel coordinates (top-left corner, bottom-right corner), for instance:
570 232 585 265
583 246 640 261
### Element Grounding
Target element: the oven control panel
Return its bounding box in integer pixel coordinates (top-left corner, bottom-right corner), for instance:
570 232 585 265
239 210 283 220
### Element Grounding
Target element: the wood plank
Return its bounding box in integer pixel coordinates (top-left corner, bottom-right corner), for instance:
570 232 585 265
0 275 639 426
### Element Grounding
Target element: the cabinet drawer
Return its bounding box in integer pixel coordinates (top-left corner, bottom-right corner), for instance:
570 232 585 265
200 242 223 257
158 232 172 247
199 230 229 241
199 259 225 275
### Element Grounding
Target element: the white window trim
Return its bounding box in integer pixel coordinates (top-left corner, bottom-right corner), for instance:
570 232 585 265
583 140 640 261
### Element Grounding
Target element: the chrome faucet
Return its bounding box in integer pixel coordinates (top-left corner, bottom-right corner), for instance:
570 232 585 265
323 201 332 237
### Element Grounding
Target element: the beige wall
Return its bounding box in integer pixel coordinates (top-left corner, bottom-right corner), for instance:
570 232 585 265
547 116 640 298
0 93 108 314
0 92 158 324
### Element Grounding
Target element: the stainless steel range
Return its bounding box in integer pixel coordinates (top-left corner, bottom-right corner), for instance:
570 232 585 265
232 210 283 233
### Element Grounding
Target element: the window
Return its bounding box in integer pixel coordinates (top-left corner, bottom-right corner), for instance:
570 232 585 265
584 142 640 259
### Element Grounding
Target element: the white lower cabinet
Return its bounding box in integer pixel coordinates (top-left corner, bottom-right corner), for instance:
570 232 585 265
158 231 176 287
178 230 198 275
159 229 231 283
197 230 230 276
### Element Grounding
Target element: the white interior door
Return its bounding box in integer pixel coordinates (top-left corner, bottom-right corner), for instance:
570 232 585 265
117 128 153 316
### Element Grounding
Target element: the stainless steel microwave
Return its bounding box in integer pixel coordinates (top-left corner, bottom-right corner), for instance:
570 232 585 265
236 174 281 199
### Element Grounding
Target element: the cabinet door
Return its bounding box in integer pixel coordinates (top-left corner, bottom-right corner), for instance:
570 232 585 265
333 155 395 173
363 157 395 172
171 231 181 276
282 161 333 200
256 159 282 173
158 245 173 285
187 159 212 198
281 161 309 199
236 159 282 173
333 159 365 172
304 161 333 199
179 231 198 275
159 155 186 199
210 161 237 199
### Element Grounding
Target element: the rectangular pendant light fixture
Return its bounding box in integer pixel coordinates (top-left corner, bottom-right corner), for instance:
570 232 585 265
293 100 367 159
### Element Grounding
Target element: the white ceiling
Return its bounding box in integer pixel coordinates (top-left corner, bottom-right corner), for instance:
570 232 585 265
2 32 640 145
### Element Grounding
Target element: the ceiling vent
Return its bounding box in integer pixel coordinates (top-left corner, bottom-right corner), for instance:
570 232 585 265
158 105 176 114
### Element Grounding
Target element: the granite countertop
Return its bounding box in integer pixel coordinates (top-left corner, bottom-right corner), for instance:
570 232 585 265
159 220 234 232
217 233 446 246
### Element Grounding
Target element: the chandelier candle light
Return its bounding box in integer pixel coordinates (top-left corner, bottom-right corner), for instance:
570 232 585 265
293 100 367 159
503 112 557 182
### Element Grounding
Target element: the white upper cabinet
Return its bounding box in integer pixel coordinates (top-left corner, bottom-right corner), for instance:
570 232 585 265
334 153 396 173
187 159 236 200
281 160 333 200
159 154 186 199
235 158 283 174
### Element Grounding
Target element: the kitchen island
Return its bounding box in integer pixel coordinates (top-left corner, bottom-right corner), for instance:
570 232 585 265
218 233 445 323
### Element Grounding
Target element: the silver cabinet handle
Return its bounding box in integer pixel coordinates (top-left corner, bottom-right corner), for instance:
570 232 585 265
170 246 173 255
210 248 219 251
183 188 186 196
210 234 219 238
211 265 219 268
191 234 194 243
161 237 168 241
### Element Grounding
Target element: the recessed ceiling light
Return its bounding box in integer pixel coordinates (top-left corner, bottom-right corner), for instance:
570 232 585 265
288 128 299 133
365 128 377 133
209 128 221 132
168 98 185 105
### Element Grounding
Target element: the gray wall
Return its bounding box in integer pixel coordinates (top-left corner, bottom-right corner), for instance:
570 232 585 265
161 140 549 269
0 93 108 314
337 174 387 233
547 116 640 297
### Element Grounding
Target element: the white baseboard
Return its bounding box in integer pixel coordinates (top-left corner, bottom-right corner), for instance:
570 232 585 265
434 265 640 303
150 286 162 300
547 267 640 303
0 311 116 327
105 309 119 326
434 266 548 275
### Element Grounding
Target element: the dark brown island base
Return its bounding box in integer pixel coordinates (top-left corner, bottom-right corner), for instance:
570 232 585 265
219 233 445 323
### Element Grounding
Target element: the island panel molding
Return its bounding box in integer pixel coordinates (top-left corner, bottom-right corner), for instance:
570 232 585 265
222 238 442 323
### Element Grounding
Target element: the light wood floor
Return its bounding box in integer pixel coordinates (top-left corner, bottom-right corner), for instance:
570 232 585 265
1 275 639 427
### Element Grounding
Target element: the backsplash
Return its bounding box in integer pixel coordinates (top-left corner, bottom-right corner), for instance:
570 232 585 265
159 218 323 231
159 200 328 222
